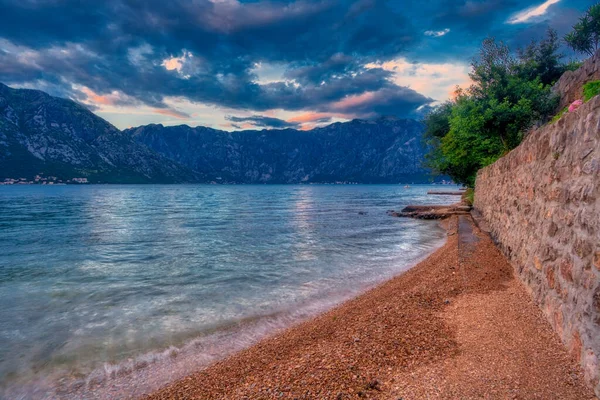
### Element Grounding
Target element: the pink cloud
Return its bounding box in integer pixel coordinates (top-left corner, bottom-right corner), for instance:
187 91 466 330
287 112 331 123
81 87 116 106
330 92 376 111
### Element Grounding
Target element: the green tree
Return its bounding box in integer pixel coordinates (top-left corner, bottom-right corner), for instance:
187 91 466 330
422 36 559 186
468 38 516 101
518 28 565 85
565 3 600 56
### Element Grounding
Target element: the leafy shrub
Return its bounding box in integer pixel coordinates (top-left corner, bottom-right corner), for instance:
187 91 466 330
463 188 474 206
518 29 566 85
550 106 568 123
583 80 600 101
423 35 559 186
563 60 584 71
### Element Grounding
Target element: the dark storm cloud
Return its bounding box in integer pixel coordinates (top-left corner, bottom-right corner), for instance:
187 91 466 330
226 115 301 129
327 87 434 118
402 0 591 63
0 0 594 118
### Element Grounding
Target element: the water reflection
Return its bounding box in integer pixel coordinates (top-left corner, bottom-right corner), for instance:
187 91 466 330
0 184 453 399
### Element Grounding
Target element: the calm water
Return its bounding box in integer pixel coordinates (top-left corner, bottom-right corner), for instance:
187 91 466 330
0 184 454 399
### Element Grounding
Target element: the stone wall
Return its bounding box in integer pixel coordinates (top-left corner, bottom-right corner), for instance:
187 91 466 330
554 50 600 110
474 94 600 396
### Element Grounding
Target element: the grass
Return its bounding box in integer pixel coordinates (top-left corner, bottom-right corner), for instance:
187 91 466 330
550 106 568 124
563 60 583 72
583 80 600 102
463 188 474 206
548 80 600 125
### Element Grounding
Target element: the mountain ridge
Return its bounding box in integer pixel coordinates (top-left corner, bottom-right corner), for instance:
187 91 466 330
0 83 434 184
0 83 197 183
126 117 431 184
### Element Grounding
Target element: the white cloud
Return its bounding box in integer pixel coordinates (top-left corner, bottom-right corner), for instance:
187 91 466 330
162 52 191 73
161 51 201 79
424 28 450 37
127 44 153 66
250 62 287 84
364 58 471 102
507 0 560 24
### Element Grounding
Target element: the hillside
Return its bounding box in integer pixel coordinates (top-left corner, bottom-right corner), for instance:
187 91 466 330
0 84 196 183
127 118 431 184
0 83 434 184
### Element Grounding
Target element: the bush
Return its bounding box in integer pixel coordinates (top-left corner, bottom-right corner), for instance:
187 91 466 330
563 60 584 72
583 80 600 101
463 188 474 206
550 106 569 123
518 29 565 85
423 35 559 186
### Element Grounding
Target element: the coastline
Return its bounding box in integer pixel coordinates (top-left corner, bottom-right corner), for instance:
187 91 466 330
3 231 448 400
144 215 594 399
0 185 451 400
57 228 448 400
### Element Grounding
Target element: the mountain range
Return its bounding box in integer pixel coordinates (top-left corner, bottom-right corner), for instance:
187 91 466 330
0 83 434 184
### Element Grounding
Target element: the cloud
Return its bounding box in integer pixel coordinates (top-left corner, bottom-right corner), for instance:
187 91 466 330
329 87 434 118
424 29 450 37
154 108 191 119
162 56 186 72
287 112 333 124
364 58 471 102
226 115 301 129
0 0 429 120
0 0 592 129
507 0 561 24
77 87 139 107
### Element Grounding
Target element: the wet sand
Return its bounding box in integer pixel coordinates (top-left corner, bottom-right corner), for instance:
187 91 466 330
145 216 594 399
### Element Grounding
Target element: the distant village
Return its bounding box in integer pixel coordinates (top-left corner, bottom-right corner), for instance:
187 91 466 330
0 175 89 185
0 177 457 185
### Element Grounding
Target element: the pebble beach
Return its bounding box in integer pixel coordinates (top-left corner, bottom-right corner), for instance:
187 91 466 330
145 215 594 399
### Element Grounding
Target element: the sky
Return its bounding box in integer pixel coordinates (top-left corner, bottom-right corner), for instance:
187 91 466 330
0 0 594 131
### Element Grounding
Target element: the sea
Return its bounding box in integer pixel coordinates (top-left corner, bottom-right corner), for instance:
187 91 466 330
0 184 455 399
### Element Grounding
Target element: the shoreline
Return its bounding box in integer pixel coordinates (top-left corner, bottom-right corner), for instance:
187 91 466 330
0 185 452 400
17 223 448 400
143 215 594 399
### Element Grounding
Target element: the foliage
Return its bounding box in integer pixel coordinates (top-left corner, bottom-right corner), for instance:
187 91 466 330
565 3 600 56
583 80 600 101
463 188 474 206
550 106 568 124
423 35 560 186
518 29 565 85
563 60 584 72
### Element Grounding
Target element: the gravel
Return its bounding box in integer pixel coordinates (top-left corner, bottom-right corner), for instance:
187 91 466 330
145 216 594 400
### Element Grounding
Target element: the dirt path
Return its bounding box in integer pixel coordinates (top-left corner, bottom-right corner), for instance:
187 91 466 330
145 216 594 399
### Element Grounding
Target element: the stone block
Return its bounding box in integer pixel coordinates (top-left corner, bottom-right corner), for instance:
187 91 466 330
547 221 558 237
560 259 574 282
474 66 600 394
533 256 542 271
574 238 593 260
546 266 556 289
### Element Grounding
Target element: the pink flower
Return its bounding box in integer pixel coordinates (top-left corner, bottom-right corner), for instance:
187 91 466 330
568 99 583 112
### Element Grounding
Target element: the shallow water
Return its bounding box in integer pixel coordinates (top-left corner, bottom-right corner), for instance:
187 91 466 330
0 184 455 399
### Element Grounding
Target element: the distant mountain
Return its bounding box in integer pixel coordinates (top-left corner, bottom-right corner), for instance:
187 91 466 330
127 118 432 184
0 83 434 184
0 83 195 183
